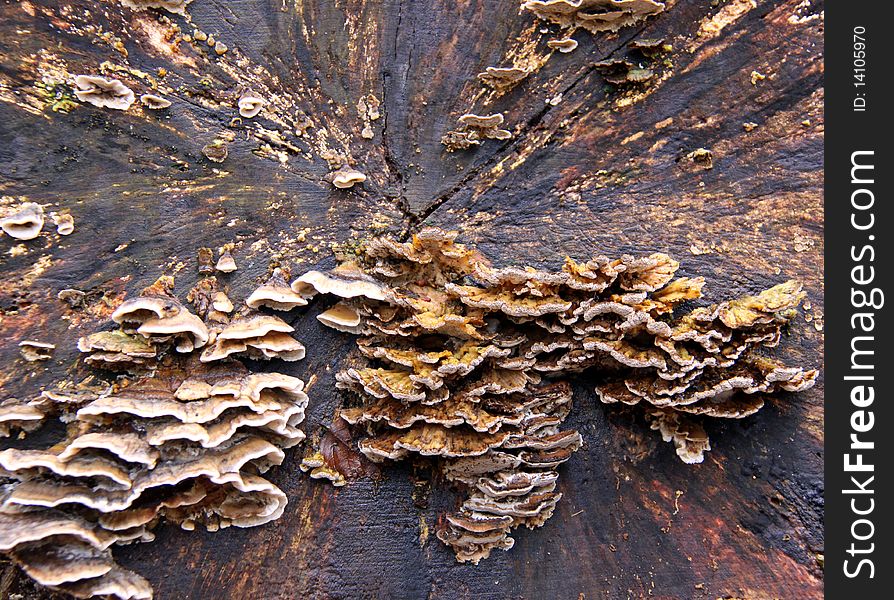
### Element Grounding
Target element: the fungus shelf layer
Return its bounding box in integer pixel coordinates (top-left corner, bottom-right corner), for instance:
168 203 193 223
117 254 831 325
297 228 817 562
1 278 309 600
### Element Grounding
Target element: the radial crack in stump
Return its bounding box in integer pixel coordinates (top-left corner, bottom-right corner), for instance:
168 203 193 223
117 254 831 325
295 227 816 563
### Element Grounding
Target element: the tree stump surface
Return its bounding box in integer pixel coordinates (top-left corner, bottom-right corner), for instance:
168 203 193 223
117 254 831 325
0 0 823 598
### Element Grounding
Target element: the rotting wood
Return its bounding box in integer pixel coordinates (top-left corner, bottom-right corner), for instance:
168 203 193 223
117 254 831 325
1 0 823 598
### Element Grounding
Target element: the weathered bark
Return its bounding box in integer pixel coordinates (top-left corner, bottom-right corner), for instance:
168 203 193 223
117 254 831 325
0 0 823 598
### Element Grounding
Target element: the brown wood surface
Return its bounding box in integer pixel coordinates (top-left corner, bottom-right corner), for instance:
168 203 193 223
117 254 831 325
0 0 823 598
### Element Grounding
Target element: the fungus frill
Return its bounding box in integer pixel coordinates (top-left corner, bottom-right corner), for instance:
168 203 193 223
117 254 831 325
238 92 267 118
442 113 512 151
296 228 816 562
1 276 309 599
246 268 308 311
111 276 209 353
19 340 55 362
120 0 192 15
73 75 136 111
522 0 666 34
200 312 306 362
54 212 75 235
547 38 579 53
477 66 532 90
140 93 172 110
1 202 45 240
328 166 367 189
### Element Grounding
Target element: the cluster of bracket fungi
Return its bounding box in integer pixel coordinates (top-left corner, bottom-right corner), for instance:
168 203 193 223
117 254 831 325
1 275 309 599
1 226 818 593
294 228 817 563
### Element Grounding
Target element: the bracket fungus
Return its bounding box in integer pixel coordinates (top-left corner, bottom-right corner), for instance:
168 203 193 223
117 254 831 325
522 0 666 34
2 274 310 599
120 0 193 15
238 92 267 119
477 66 532 91
73 76 135 111
202 140 229 163
53 212 75 235
18 340 55 362
547 37 579 53
1 202 45 240
328 166 368 189
201 311 306 363
110 276 209 353
246 268 309 311
139 94 172 110
215 244 237 273
441 113 512 151
295 228 816 562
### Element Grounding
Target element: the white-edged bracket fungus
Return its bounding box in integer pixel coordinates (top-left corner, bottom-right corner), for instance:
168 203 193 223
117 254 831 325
294 227 817 563
1 271 310 599
329 166 367 189
19 340 55 362
140 93 172 109
73 75 136 111
442 113 512 151
120 0 193 15
215 244 237 273
547 37 579 53
522 0 666 34
246 268 309 311
238 92 267 118
1 202 45 240
53 212 75 235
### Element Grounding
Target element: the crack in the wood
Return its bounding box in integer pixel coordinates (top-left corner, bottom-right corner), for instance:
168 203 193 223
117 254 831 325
397 21 655 242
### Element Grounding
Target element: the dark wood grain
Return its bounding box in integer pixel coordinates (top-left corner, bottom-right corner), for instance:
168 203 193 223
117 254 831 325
0 0 824 598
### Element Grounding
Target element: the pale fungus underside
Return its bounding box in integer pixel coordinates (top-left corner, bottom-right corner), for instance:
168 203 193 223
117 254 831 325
296 228 817 563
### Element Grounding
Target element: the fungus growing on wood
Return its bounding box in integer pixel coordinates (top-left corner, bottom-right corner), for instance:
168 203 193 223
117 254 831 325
77 330 158 371
296 228 816 562
593 59 654 85
547 38 579 52
441 113 512 151
73 76 136 111
215 244 237 273
52 212 75 235
200 312 306 362
1 202 45 240
202 139 229 163
328 166 367 189
120 0 192 15
0 397 48 437
140 93 171 109
187 277 233 323
197 247 215 273
1 274 310 599
238 92 267 118
477 66 532 90
18 340 55 362
246 268 308 311
111 276 209 353
522 0 666 34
